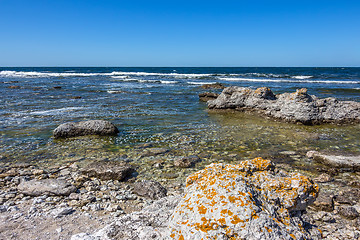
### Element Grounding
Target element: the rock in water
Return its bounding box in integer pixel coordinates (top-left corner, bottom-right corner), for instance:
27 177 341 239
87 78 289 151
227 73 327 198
18 179 77 196
81 161 134 181
208 86 360 124
72 158 320 240
53 120 119 138
307 151 360 171
198 92 219 102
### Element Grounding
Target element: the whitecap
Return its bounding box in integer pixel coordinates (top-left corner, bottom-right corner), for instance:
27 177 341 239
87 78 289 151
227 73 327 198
29 107 84 116
187 81 217 85
219 77 359 84
291 76 313 79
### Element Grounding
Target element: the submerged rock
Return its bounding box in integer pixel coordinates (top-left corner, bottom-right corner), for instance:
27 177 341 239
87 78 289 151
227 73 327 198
307 151 360 171
18 179 76 196
208 86 360 124
174 155 200 168
81 161 134 181
72 158 320 240
199 92 219 102
53 120 119 138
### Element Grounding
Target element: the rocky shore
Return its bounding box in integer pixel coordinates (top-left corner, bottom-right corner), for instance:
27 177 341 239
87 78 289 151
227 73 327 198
207 87 360 125
0 154 359 240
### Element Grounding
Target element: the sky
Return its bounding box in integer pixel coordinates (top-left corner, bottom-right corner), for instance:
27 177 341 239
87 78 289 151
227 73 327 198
0 0 359 67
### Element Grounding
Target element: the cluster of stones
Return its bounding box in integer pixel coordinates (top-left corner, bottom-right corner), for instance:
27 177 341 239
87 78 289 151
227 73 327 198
72 158 323 240
207 86 360 125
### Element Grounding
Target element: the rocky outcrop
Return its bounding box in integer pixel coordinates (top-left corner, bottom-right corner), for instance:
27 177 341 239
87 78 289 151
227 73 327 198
307 151 360 171
53 120 119 138
18 179 76 196
81 161 134 181
208 87 360 125
201 83 225 89
72 158 321 240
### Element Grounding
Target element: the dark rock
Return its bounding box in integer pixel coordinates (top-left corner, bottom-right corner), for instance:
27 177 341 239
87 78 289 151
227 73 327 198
18 179 76 196
7 85 20 89
140 148 169 157
53 120 119 138
133 180 167 200
53 86 62 89
208 86 360 124
309 191 334 212
338 206 359 220
199 92 219 102
201 82 225 89
307 151 360 171
71 96 82 99
81 161 134 181
174 155 200 168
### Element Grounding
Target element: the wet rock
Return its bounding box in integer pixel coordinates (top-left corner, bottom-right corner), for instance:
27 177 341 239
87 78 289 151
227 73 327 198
140 148 169 157
53 120 119 138
53 86 62 89
334 189 360 205
81 161 134 181
201 82 225 89
18 179 76 196
7 85 20 89
208 86 360 124
133 180 167 200
307 151 360 170
310 191 334 212
338 206 359 220
174 155 200 168
314 173 334 183
73 158 320 240
199 92 219 102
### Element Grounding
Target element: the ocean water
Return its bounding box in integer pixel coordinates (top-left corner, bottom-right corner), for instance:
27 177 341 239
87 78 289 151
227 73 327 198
1 67 359 172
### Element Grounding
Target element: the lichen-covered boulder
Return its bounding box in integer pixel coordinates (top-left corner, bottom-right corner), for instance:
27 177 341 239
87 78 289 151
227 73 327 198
53 120 119 138
208 86 360 124
168 158 320 240
71 158 321 240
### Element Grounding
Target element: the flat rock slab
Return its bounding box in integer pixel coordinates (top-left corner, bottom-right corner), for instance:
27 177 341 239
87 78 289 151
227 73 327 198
208 87 360 125
307 151 360 171
81 161 134 181
72 158 321 240
133 180 167 200
18 179 77 196
53 120 119 138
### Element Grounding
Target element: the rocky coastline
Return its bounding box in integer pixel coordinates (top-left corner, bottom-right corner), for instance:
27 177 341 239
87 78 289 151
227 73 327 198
206 87 360 125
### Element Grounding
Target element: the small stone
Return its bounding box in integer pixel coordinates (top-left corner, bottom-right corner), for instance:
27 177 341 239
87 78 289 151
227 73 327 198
174 155 200 168
140 148 169 157
310 192 334 212
31 169 44 175
0 205 8 212
51 207 74 217
56 226 63 233
133 180 167 200
68 193 80 200
314 173 334 183
338 206 359 220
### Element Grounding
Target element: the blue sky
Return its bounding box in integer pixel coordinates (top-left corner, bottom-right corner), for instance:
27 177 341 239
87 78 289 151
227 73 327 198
0 0 359 67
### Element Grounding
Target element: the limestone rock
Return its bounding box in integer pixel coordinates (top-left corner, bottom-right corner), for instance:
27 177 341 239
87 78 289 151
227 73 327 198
53 120 119 138
18 179 76 196
307 151 360 171
168 158 320 240
208 86 360 125
81 161 134 181
133 180 167 200
174 155 200 168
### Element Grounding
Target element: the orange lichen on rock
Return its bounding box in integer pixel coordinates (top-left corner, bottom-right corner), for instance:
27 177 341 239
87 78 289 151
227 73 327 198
168 157 320 240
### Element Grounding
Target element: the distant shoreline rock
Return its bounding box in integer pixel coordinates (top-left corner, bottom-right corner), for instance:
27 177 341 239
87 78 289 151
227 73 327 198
207 87 360 125
53 120 119 138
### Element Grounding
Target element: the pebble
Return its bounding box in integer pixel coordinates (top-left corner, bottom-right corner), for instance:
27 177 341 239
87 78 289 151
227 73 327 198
51 207 74 218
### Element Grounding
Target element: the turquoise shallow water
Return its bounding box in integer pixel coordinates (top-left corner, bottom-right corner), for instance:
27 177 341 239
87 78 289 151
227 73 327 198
0 67 359 168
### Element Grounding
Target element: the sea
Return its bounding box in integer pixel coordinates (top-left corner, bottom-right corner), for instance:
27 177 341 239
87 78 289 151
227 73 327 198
1 67 359 175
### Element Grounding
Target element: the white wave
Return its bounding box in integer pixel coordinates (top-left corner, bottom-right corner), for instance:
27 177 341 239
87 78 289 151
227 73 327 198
109 71 213 78
292 75 313 79
29 107 84 115
219 77 359 84
187 81 217 85
160 80 178 84
111 76 128 79
107 90 125 94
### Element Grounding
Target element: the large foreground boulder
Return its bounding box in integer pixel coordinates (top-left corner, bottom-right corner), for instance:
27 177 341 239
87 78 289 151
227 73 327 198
72 158 321 240
53 120 119 138
208 87 360 124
